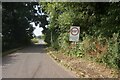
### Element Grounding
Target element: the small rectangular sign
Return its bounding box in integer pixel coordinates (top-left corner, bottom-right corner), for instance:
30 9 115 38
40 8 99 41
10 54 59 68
69 26 80 41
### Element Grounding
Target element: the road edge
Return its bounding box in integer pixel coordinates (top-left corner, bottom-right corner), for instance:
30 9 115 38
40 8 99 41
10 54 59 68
47 52 80 78
2 47 24 57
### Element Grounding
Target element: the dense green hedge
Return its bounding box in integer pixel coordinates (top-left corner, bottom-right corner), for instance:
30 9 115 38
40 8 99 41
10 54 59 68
41 2 120 69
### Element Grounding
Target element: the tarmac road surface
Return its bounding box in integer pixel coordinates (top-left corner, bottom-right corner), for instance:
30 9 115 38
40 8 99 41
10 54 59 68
2 40 76 78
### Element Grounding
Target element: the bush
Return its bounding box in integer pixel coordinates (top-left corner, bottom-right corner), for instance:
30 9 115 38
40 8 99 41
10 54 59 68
101 33 119 69
31 38 39 43
66 33 120 69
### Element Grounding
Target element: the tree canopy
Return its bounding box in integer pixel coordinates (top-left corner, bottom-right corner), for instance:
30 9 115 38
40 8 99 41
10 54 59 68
41 2 120 69
2 2 48 52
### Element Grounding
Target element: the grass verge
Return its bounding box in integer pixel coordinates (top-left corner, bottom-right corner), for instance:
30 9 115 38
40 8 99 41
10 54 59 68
46 47 119 78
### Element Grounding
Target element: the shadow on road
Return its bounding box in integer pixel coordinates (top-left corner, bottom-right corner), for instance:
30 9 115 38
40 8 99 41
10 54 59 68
2 54 18 66
2 42 76 78
18 43 47 54
2 43 47 67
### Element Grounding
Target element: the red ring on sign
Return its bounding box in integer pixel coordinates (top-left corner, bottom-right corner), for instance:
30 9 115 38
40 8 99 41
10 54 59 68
70 27 79 36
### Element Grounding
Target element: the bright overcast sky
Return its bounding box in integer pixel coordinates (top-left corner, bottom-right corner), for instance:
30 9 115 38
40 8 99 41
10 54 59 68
31 22 43 36
30 5 46 37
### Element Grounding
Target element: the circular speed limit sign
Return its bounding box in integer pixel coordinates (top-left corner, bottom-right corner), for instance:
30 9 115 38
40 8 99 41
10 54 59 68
70 27 80 36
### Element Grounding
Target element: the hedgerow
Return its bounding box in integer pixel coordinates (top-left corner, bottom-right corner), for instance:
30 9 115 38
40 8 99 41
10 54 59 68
41 2 120 69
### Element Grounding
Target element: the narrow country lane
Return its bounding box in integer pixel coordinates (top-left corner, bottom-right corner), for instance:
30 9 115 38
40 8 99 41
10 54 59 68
2 40 76 78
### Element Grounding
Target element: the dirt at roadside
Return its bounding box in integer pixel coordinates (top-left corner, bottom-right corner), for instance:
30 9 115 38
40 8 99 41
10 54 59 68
47 50 119 78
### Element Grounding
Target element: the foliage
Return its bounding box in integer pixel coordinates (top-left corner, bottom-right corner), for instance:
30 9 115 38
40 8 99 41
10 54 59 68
41 2 120 69
2 2 39 52
101 33 120 69
31 38 39 43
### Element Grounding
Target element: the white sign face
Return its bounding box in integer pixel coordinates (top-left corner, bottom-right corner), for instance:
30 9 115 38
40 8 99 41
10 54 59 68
69 26 80 41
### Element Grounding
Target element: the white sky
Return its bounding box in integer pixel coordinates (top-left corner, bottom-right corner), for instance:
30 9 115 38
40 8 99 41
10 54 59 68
30 22 43 36
30 5 47 37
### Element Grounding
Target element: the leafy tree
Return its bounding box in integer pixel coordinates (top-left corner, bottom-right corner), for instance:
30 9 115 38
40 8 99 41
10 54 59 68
41 2 120 69
2 2 48 52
